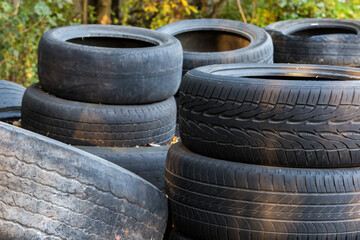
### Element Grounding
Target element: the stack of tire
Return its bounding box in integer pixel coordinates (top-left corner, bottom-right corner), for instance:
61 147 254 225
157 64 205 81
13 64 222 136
166 63 360 239
265 18 360 66
21 24 183 148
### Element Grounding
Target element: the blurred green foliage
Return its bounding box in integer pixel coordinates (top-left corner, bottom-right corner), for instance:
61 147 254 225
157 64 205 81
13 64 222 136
0 0 359 86
0 0 79 86
219 0 360 27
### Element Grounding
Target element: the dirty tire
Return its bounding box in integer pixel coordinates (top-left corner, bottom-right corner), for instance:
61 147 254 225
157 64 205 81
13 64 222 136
22 84 176 147
157 18 273 75
166 143 360 240
179 64 360 167
264 18 360 66
77 145 169 190
0 122 168 240
0 80 25 120
38 24 182 104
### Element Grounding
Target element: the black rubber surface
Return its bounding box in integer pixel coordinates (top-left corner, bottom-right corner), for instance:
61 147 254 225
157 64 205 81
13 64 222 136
157 19 273 75
22 84 176 147
0 121 168 239
0 80 25 120
166 143 360 239
168 229 196 240
76 146 169 190
264 18 360 66
179 64 360 167
38 24 183 104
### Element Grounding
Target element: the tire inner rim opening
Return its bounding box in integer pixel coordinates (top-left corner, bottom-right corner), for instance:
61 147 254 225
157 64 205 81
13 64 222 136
67 36 158 48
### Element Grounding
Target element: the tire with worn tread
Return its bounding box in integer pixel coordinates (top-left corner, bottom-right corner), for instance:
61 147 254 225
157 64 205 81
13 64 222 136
38 24 182 104
76 146 169 190
22 84 176 147
0 80 25 121
179 64 360 167
157 19 273 75
264 18 360 66
0 122 168 240
166 143 360 239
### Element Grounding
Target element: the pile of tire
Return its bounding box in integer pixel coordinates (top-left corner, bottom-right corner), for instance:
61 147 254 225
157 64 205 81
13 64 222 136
265 18 360 66
21 24 183 147
166 63 360 239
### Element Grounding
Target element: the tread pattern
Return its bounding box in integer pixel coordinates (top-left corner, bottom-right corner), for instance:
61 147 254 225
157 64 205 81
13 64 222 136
179 65 360 167
0 122 168 239
165 143 360 239
264 18 360 66
0 80 25 120
21 84 176 147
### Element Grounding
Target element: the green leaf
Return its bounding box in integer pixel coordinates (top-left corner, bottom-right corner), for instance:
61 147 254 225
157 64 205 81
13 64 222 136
34 1 51 16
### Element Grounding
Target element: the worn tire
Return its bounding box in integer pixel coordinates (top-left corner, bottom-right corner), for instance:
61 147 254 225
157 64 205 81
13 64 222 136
38 24 182 104
166 143 360 240
264 18 360 66
179 64 360 167
0 122 168 240
157 19 273 75
0 80 25 121
77 146 169 190
22 84 176 147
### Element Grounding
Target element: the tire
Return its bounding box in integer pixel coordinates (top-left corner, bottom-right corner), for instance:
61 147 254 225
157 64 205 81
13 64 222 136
264 18 360 66
157 19 273 75
0 121 168 240
168 230 196 240
38 24 182 104
22 84 176 147
0 80 25 121
76 145 169 190
179 64 360 167
166 143 360 240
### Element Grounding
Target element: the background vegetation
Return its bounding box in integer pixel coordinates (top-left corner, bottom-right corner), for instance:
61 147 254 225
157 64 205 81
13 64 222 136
1 0 359 86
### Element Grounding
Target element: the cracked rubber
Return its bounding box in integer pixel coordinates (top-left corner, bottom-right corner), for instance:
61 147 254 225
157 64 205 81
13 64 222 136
21 84 176 147
38 25 182 104
166 143 360 240
0 121 168 240
179 64 360 167
76 146 169 190
157 19 273 75
264 18 360 66
0 80 25 121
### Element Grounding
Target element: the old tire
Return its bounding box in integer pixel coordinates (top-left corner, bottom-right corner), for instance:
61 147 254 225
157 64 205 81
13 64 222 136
0 80 25 121
166 143 360 239
38 24 182 104
179 64 360 167
22 84 176 147
157 19 273 75
77 145 169 190
264 18 360 66
0 122 167 239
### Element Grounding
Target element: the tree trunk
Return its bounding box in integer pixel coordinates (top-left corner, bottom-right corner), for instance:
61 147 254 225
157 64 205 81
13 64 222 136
97 0 112 24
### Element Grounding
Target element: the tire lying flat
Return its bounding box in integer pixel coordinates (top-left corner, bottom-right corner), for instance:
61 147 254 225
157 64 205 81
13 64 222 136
0 122 168 240
22 84 176 147
38 24 183 104
157 19 273 75
0 80 25 121
77 145 169 190
264 18 360 66
166 143 360 240
179 64 360 167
